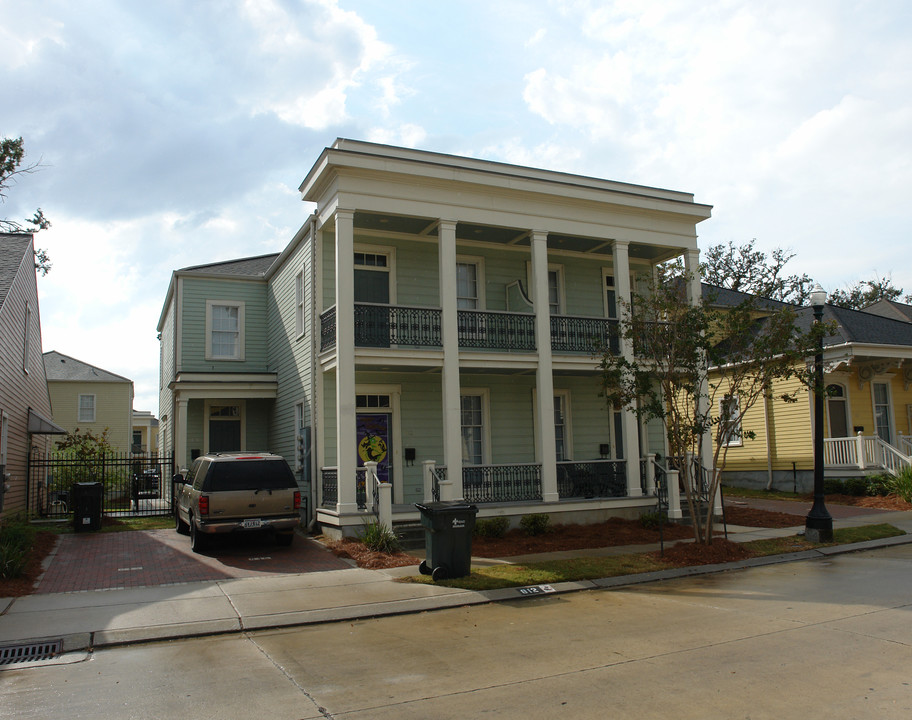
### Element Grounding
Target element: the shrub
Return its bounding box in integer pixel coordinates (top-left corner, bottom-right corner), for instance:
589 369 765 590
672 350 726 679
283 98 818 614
357 520 401 553
0 519 36 580
639 510 667 530
844 477 869 497
888 467 912 503
519 513 551 536
823 479 845 495
865 474 892 497
474 517 509 538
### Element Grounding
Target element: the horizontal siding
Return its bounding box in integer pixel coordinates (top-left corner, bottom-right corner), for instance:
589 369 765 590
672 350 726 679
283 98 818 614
179 277 269 372
47 380 134 452
0 240 54 517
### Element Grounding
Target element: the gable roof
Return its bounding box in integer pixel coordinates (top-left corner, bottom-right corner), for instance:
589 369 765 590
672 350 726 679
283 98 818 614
860 299 912 323
0 233 33 310
817 304 912 348
43 350 132 383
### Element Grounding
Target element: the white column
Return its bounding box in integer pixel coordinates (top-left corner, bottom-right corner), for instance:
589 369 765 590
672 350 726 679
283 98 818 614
684 248 717 511
335 209 359 514
438 220 464 500
614 241 644 496
175 397 189 473
531 231 559 503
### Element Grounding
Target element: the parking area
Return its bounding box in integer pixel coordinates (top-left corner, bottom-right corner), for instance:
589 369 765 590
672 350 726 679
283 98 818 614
36 529 353 594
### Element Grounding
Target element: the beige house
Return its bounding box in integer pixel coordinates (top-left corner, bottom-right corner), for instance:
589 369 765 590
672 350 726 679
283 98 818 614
131 409 159 454
44 351 134 453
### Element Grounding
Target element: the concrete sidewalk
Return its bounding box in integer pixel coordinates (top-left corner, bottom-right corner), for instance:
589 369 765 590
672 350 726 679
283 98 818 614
3 509 912 656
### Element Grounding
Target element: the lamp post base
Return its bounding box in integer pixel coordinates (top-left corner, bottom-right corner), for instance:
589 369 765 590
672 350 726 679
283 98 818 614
805 516 834 543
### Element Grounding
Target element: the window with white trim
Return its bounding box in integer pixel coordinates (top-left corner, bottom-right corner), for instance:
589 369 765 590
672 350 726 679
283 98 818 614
78 394 96 423
23 301 31 373
719 395 742 447
460 394 485 465
548 269 562 314
456 262 479 309
294 271 304 338
554 393 570 461
206 301 245 360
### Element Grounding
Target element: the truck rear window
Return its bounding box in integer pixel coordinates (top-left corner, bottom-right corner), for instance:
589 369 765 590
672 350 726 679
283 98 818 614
203 459 297 492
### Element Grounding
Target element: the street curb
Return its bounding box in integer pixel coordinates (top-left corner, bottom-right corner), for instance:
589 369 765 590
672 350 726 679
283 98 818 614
10 532 912 656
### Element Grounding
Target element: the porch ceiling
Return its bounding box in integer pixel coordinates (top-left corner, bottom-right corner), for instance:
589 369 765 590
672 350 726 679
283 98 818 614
351 211 678 261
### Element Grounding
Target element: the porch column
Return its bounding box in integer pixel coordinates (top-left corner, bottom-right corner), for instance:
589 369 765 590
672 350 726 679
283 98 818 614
684 248 718 512
438 219 463 501
531 230 559 502
175 397 189 473
614 241 644 496
335 209 359 514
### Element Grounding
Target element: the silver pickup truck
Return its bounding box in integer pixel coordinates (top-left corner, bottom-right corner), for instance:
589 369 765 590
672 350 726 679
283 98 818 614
174 452 301 553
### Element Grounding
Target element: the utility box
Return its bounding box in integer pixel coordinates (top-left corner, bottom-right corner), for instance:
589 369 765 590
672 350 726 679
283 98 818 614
415 501 478 581
72 482 103 532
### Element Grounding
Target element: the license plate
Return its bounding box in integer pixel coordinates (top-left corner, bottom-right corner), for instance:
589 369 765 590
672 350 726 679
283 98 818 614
242 519 262 529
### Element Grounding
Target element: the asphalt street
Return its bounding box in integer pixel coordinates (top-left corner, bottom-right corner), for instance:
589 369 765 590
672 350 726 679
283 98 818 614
4 544 912 720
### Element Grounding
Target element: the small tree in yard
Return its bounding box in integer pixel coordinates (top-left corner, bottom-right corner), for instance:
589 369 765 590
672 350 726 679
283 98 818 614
599 269 829 545
54 428 116 488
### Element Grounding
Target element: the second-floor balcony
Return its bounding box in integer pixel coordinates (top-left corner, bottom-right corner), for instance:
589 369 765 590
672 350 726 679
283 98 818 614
320 303 620 355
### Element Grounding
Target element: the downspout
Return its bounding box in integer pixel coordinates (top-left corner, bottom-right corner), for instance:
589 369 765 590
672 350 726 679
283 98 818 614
307 211 319 531
764 389 774 491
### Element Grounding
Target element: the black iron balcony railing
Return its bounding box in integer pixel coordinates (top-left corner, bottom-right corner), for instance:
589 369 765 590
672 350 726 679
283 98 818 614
320 466 367 508
551 315 620 354
457 309 536 351
462 463 542 503
556 460 627 499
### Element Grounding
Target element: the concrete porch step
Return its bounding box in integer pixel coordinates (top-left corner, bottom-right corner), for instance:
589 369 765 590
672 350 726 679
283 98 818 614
394 522 426 551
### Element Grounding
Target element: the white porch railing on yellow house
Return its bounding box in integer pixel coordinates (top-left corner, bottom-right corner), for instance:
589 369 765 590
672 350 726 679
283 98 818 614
823 432 912 476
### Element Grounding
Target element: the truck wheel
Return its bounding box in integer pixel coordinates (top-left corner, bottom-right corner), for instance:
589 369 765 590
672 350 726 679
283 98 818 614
190 518 208 553
175 509 190 535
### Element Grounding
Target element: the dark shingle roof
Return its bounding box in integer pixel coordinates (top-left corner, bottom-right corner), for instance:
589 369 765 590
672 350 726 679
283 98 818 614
43 351 132 383
861 299 912 323
179 253 279 277
0 234 32 310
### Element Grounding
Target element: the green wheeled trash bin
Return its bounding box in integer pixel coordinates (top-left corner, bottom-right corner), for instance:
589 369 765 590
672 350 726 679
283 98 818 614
415 501 478 581
72 482 103 532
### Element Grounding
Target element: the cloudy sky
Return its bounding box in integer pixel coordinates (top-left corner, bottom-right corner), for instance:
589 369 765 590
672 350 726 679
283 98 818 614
3 0 911 413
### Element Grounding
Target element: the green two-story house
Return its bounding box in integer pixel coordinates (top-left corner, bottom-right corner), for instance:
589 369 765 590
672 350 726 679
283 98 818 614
158 140 712 537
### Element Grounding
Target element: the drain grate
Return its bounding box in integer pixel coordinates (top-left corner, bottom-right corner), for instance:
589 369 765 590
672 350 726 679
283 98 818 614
0 640 63 666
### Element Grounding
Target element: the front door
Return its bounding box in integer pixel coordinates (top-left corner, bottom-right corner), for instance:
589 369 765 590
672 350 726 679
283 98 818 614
357 413 392 486
354 252 390 347
209 405 241 452
873 382 893 444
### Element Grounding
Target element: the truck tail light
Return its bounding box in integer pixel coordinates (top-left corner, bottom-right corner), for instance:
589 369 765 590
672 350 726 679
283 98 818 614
198 495 209 516
293 491 301 510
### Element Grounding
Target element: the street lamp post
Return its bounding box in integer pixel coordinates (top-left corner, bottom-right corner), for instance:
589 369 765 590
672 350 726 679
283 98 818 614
805 284 834 542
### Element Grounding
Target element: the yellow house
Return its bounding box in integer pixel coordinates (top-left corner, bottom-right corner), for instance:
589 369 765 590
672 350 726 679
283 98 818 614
715 298 912 492
44 350 134 454
131 410 159 454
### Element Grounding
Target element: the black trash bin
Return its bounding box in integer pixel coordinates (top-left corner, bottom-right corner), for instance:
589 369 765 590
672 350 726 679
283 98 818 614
415 501 478 581
72 482 103 532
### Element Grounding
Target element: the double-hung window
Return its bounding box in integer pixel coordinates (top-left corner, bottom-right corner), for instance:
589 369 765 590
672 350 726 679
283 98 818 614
460 394 485 465
78 394 96 423
456 262 479 309
206 301 245 360
720 395 742 447
294 271 305 338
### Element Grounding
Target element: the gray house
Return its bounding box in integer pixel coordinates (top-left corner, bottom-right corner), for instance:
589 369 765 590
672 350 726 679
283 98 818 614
158 140 713 537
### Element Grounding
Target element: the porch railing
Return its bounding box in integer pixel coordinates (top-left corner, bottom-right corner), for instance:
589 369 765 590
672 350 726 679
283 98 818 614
457 309 536 351
551 315 619 354
463 463 542 503
319 466 367 508
556 460 627 499
824 433 912 476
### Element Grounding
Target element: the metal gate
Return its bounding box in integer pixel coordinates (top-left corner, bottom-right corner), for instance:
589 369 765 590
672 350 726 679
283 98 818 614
28 447 175 519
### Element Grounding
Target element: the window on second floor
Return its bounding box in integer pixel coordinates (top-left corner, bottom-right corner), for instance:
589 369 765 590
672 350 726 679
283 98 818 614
23 301 31 373
294 271 304 337
456 261 479 309
78 394 96 423
206 300 245 361
548 267 564 315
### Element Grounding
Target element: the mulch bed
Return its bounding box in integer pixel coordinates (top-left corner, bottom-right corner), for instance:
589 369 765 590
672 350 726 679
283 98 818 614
0 531 58 598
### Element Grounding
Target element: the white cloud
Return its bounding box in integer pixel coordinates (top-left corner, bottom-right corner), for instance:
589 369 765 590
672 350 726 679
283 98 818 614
367 124 428 148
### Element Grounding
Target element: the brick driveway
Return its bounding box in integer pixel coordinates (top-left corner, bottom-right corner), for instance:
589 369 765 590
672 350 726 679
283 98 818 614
36 529 352 594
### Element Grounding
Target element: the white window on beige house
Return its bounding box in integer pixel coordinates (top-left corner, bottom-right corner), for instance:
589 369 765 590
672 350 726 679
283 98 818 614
78 394 96 423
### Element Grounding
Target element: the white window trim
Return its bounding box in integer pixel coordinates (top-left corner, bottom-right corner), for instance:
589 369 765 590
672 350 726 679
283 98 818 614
601 268 617 319
719 395 742 447
205 300 246 361
871 379 895 442
524 262 566 315
456 255 486 309
355 384 402 503
460 388 491 466
354 243 397 304
22 301 31 374
294 270 305 339
825 382 852 438
532 388 573 461
78 394 97 423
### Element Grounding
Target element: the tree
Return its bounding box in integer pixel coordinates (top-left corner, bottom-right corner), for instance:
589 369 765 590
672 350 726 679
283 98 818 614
598 268 828 545
1 136 51 275
54 428 116 487
828 275 911 310
700 239 813 304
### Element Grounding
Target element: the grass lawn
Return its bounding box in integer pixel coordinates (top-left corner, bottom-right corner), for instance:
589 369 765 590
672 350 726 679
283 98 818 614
403 523 905 592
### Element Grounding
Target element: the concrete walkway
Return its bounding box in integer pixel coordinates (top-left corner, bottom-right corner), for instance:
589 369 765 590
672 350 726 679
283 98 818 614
3 507 912 656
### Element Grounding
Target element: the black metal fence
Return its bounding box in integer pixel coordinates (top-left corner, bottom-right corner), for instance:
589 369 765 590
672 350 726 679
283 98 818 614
28 448 175 519
556 460 627 499
463 463 542 503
